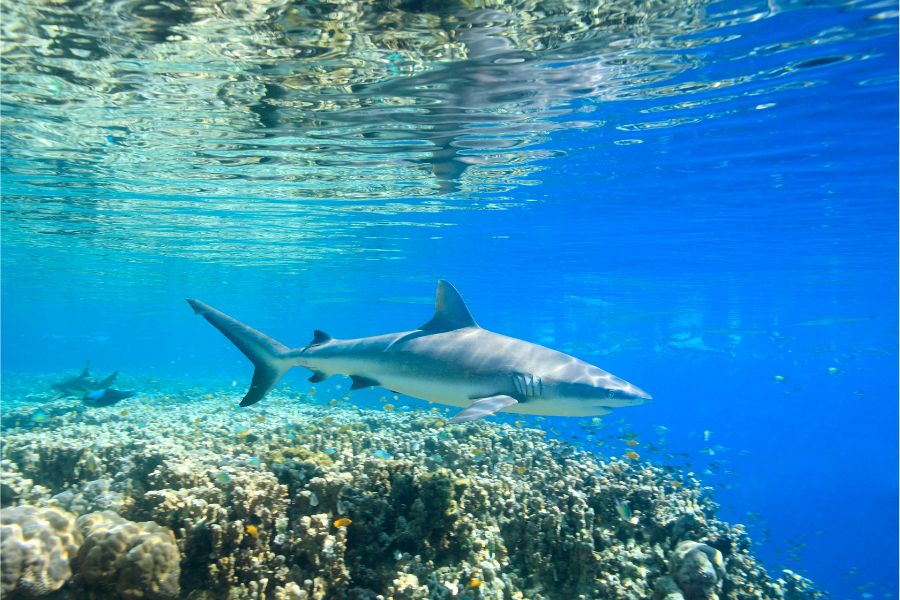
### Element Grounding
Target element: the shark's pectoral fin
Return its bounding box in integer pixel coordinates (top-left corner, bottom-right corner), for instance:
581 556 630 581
448 395 518 424
308 371 328 383
350 375 379 390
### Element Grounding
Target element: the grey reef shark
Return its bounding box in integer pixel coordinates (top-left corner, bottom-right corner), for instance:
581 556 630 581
187 280 651 423
49 364 119 400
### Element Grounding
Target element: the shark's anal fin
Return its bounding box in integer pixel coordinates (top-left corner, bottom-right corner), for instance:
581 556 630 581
350 375 380 390
308 371 328 383
448 395 518 424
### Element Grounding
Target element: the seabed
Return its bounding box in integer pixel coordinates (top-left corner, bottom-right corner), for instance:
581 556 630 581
0 374 824 599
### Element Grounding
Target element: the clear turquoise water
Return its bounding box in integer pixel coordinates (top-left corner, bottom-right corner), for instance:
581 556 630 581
2 0 897 597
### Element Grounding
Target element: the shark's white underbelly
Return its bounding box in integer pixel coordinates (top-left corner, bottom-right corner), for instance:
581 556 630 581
374 373 473 408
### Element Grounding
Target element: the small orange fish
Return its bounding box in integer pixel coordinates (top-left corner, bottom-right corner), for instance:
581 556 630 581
467 578 481 588
333 517 352 528
671 481 682 489
383 404 395 411
625 451 640 460
245 524 259 538
627 440 639 447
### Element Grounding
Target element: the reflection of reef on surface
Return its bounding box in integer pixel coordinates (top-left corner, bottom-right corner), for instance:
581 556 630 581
0 376 823 599
2 0 711 204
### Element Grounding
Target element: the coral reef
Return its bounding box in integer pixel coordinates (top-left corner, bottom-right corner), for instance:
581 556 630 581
0 505 82 597
0 378 826 599
75 511 180 599
670 541 725 600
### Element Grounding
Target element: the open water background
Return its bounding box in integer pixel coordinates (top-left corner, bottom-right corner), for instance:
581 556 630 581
2 0 897 597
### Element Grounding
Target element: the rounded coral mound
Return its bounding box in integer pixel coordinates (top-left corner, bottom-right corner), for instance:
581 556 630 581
75 511 180 600
0 505 82 597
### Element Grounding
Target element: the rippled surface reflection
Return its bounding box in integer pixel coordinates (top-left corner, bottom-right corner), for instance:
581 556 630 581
2 0 718 198
1 0 896 264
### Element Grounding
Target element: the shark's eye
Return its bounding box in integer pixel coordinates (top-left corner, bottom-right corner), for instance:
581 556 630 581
607 389 618 398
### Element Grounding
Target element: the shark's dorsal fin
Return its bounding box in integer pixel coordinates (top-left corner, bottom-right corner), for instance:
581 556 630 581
419 280 478 332
308 330 332 347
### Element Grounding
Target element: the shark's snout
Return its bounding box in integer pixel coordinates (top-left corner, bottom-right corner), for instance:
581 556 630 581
604 381 652 405
629 386 653 401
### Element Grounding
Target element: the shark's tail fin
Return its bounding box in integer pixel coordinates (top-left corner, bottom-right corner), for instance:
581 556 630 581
97 370 119 388
187 299 291 407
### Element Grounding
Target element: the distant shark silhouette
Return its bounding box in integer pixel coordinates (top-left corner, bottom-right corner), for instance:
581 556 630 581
50 364 118 400
188 280 650 423
82 388 136 408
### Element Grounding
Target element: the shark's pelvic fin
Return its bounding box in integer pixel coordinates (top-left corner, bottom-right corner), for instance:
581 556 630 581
448 394 518 424
350 375 380 390
419 280 479 332
186 299 291 407
308 371 328 383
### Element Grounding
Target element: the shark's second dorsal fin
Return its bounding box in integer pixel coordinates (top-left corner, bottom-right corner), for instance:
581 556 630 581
419 280 478 332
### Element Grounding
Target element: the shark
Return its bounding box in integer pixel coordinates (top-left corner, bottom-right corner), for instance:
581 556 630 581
50 364 119 400
83 388 136 408
187 280 651 423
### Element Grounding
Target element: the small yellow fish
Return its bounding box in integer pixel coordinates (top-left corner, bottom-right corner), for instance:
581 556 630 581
467 578 481 588
329 399 339 406
383 404 395 411
245 524 259 538
119 409 128 417
333 517 352 528
434 420 445 427
254 416 266 423
204 394 214 399
193 417 202 425
515 466 527 474
625 451 640 461
627 440 639 447
671 481 682 489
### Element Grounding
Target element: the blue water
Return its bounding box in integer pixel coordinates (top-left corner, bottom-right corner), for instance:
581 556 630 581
2 0 897 597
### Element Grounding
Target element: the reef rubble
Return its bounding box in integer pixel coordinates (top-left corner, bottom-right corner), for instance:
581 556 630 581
0 376 824 599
